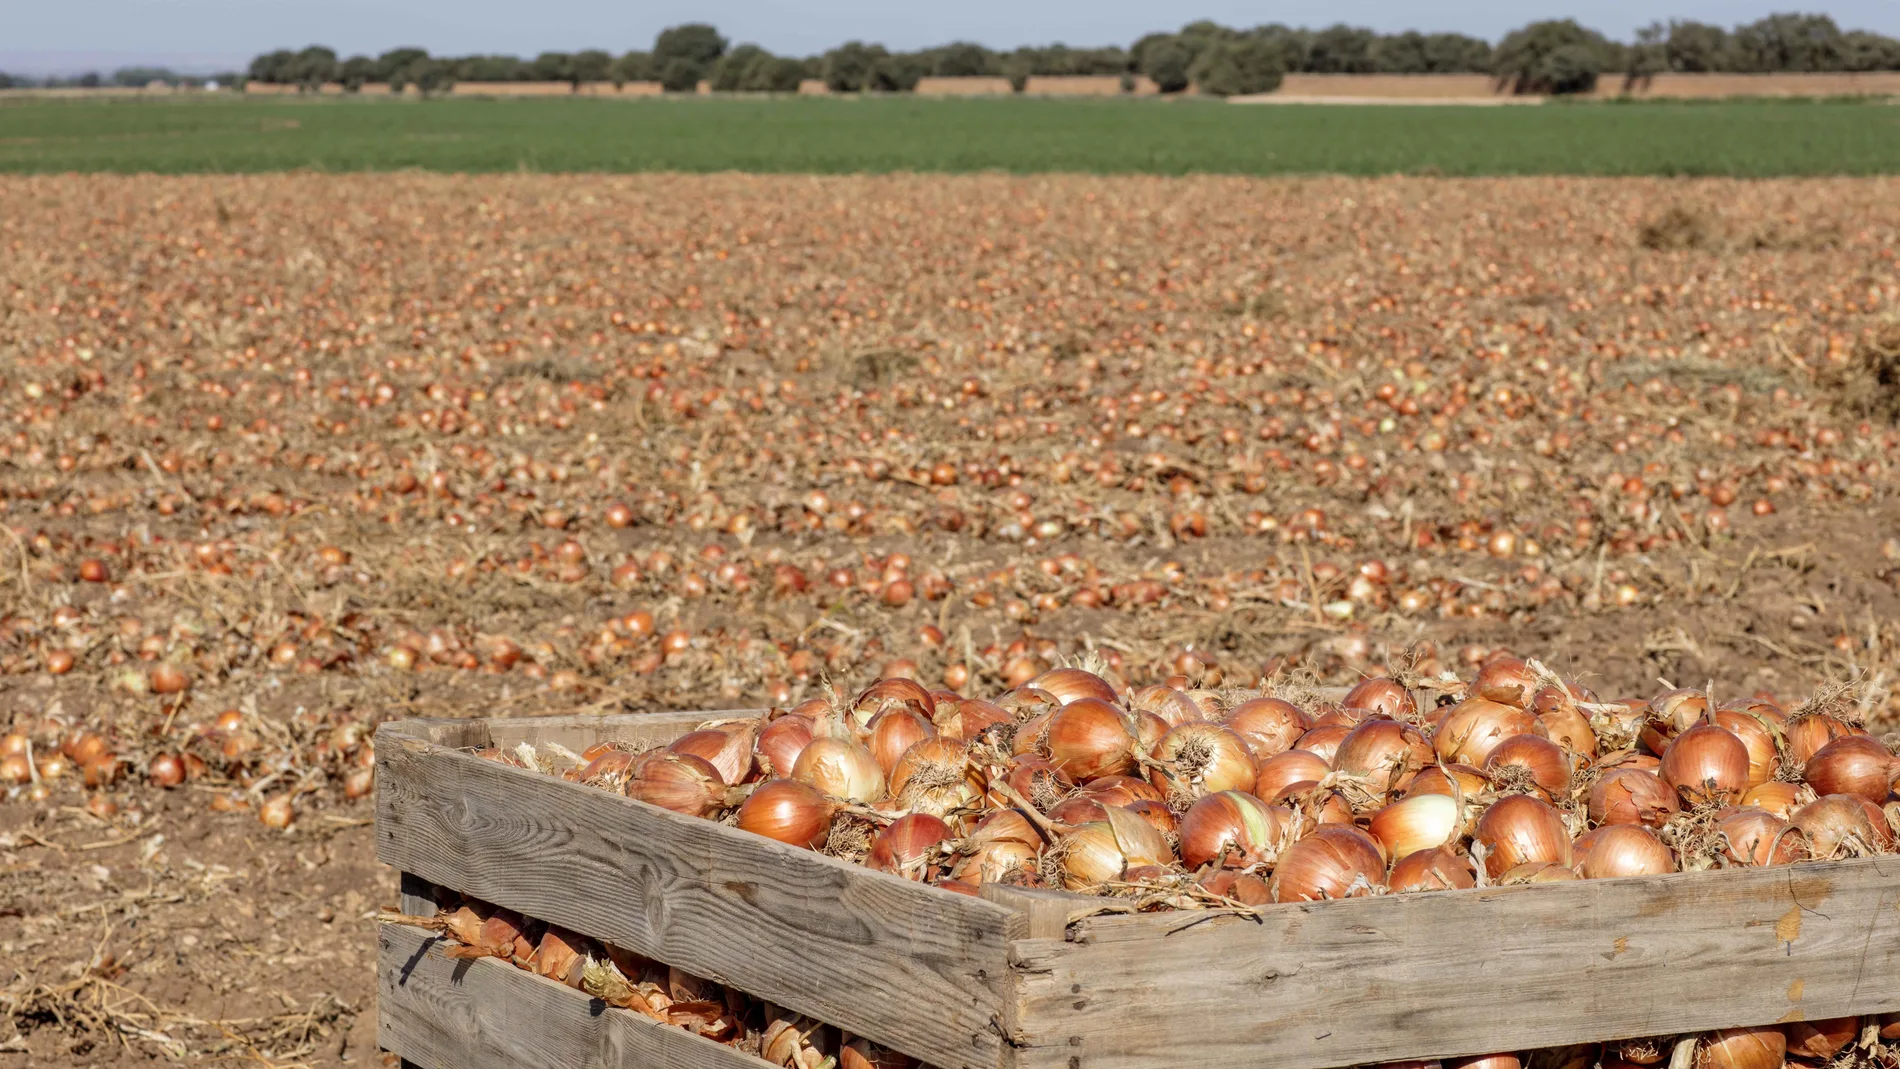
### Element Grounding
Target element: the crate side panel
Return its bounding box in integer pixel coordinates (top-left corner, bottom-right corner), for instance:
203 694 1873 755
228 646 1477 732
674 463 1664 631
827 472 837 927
378 922 769 1069
1010 857 1900 1069
376 737 1014 1069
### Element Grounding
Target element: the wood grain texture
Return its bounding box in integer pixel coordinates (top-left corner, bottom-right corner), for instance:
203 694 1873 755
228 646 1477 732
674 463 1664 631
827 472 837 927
1008 856 1900 1069
378 922 770 1069
486 709 762 754
375 726 1016 1069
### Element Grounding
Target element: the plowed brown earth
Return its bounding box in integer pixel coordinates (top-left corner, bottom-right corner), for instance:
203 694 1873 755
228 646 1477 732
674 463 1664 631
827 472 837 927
3 174 1899 1064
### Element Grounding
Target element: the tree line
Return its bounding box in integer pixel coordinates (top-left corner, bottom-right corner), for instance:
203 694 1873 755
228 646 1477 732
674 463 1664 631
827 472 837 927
4 13 1896 98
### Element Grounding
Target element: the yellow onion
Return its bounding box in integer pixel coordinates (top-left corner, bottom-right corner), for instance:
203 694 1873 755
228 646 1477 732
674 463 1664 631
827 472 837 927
1368 792 1460 860
1482 733 1571 799
1197 868 1272 905
1126 798 1178 836
1222 697 1312 760
888 737 980 818
1587 768 1679 827
791 737 887 803
1082 774 1166 804
1343 677 1417 720
1660 723 1750 806
850 677 935 730
1740 780 1808 820
1129 684 1208 728
757 714 815 778
1785 711 1859 764
935 697 1010 740
1499 861 1580 884
1575 825 1674 879
1266 825 1386 903
865 813 951 881
736 779 835 849
1448 1055 1522 1069
1030 667 1119 706
1332 719 1432 789
1802 735 1898 804
866 707 936 776
1389 846 1477 893
1472 656 1540 706
1877 1012 1900 1042
1254 749 1333 801
530 926 594 989
1716 807 1809 866
1793 794 1894 858
840 1037 914 1069
1404 763 1491 800
1178 790 1288 869
625 752 726 817
1056 808 1173 890
1472 795 1572 878
1535 697 1599 761
988 755 1073 808
1712 708 1783 786
1041 698 1138 780
1293 724 1352 765
1147 722 1258 800
1434 697 1544 766
949 809 1043 885
1697 1027 1785 1069
669 722 757 788
1783 1017 1858 1062
1641 688 1711 754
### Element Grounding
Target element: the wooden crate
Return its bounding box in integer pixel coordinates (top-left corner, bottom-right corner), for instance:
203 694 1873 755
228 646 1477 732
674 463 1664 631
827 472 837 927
376 710 1900 1069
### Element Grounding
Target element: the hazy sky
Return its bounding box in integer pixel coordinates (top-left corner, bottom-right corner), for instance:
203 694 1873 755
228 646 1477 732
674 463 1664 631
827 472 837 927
6 0 1899 75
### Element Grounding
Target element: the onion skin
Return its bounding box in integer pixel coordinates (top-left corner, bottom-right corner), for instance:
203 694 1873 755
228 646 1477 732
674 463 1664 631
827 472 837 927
1473 795 1573 878
757 714 815 778
1447 1055 1522 1069
1293 724 1352 765
1056 812 1172 890
1434 697 1544 766
735 779 834 849
887 737 980 817
1576 825 1675 879
1178 790 1287 869
1793 794 1894 857
1368 793 1460 861
1660 723 1751 807
1147 722 1259 800
791 736 887 803
1802 735 1897 805
1482 733 1571 799
1716 807 1809 866
866 707 936 776
1785 712 1859 765
624 752 726 817
1029 667 1119 706
1332 719 1433 790
1255 750 1333 800
1588 768 1680 828
1642 688 1711 754
1131 685 1209 728
1343 677 1417 720
1222 697 1312 760
1472 656 1540 707
1266 825 1386 902
669 727 753 788
1712 708 1782 787
1041 698 1138 780
1389 846 1478 893
935 697 1010 740
1782 1017 1858 1061
1404 763 1490 800
1697 1026 1786 1069
1740 781 1808 821
865 813 951 881
1499 861 1580 884
1535 698 1599 761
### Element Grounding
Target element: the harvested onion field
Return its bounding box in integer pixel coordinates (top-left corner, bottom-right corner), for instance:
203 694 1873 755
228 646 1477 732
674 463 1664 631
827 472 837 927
3 172 1900 1065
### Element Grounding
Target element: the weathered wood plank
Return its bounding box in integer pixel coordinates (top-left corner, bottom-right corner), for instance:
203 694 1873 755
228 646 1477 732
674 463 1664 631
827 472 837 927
375 726 1016 1069
378 922 770 1069
1009 856 1900 1069
383 717 492 749
486 709 763 754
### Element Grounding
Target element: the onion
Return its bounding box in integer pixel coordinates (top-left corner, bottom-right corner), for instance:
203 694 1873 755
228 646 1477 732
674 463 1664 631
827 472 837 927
791 737 887 803
1222 697 1311 760
1482 733 1571 799
1129 685 1208 728
1802 735 1898 804
1879 1012 1900 1042
147 752 186 788
1389 846 1477 893
950 836 1039 886
1041 698 1138 780
1011 709 1054 757
1472 656 1539 706
1178 790 1288 869
1660 724 1751 806
1576 825 1674 878
1473 795 1572 878
1404 763 1490 800
989 755 1073 809
625 752 726 817
1266 825 1386 902
757 714 815 777
1030 667 1119 706
1332 719 1433 789
841 1037 915 1069
1782 1017 1858 1061
850 677 935 730
1642 688 1711 754
1294 724 1352 765
1716 807 1809 866
1254 750 1333 801
866 707 936 776
1433 697 1544 766
1712 708 1783 786
669 724 756 788
579 747 640 786
1793 794 1893 858
1499 861 1580 884
865 813 951 881
1740 781 1808 820
1125 798 1178 836
1084 775 1165 804
1447 1055 1522 1069
1147 722 1258 800
1697 1026 1786 1069
531 926 593 988
1535 696 1599 761
1587 768 1680 827
1368 793 1460 860
935 697 1010 740
736 779 835 849
1056 808 1173 890
887 737 979 817
1047 794 1113 825
1785 711 1859 764
1343 677 1417 720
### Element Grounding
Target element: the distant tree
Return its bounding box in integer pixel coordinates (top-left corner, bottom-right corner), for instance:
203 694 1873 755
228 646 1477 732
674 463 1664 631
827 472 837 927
1140 35 1194 93
822 41 887 92
0 72 18 90
1838 30 1900 71
338 55 376 91
1494 20 1611 94
748 56 807 92
1626 24 1668 86
570 49 613 88
1371 32 1432 73
1731 13 1843 72
248 49 295 85
289 46 339 91
209 71 244 90
530 52 574 83
78 72 103 88
387 55 453 97
1304 24 1378 73
1245 25 1312 74
931 41 997 76
870 52 925 92
1191 37 1286 96
1129 33 1175 74
611 51 655 86
1658 20 1732 72
1003 54 1031 92
1422 33 1492 72
112 66 179 86
454 55 530 81
375 48 430 83
1119 71 1136 93
654 22 727 85
711 44 769 91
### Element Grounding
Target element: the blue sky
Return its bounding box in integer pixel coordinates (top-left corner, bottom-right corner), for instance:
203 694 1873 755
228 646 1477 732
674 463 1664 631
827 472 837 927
5 0 1898 75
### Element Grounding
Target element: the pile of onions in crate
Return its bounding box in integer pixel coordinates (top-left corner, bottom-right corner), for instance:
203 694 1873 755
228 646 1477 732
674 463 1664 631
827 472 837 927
483 658 1900 904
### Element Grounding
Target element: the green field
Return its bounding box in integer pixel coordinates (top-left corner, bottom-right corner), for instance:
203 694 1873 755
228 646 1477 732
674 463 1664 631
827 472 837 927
0 94 1896 175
